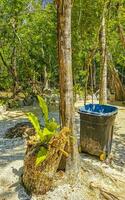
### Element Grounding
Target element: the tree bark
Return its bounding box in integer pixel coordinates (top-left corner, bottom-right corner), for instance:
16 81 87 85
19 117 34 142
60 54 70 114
99 6 107 104
118 24 125 48
0 48 19 97
83 22 100 105
11 46 19 97
57 0 79 172
57 0 74 131
108 52 125 101
93 61 96 89
23 2 77 194
43 65 49 90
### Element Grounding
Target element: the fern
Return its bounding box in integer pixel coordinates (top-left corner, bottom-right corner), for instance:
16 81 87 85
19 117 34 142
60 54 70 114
36 146 47 166
42 128 55 142
27 112 41 136
46 118 60 132
27 96 59 166
37 95 48 124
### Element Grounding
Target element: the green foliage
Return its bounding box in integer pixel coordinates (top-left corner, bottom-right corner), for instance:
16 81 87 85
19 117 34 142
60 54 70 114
41 128 56 143
0 0 57 93
1 0 125 96
46 118 59 132
37 95 48 124
27 96 59 165
27 112 41 136
74 84 84 97
0 100 5 106
36 146 48 166
27 97 59 143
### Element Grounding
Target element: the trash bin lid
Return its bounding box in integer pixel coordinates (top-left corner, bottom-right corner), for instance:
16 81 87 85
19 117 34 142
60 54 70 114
79 104 118 116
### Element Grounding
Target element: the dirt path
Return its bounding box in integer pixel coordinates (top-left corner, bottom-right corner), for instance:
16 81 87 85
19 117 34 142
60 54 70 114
0 103 125 200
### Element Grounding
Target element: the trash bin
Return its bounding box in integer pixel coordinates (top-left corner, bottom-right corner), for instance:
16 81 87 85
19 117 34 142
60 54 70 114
78 104 118 158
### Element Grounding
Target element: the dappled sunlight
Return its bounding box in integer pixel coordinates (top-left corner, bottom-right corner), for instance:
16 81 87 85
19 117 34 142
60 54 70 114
0 104 125 199
1 0 125 198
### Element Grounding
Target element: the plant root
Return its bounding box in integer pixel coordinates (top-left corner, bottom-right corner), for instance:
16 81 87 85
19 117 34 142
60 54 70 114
22 127 70 195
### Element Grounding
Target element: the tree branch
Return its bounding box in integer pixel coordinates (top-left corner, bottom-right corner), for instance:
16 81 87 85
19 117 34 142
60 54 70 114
0 51 9 68
118 24 125 48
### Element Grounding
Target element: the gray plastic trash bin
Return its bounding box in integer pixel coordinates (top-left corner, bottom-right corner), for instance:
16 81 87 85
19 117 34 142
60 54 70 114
78 104 118 158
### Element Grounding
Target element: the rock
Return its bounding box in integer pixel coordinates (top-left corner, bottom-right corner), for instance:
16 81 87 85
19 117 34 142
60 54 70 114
4 122 35 139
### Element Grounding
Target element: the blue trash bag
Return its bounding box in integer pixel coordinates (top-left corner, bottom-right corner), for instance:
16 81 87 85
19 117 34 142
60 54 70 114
79 104 118 116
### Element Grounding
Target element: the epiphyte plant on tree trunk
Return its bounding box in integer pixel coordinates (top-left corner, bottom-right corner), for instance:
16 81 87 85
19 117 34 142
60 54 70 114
27 95 59 165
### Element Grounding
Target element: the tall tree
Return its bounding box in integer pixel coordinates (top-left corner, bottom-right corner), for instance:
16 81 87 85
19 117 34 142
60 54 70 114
56 1 79 172
99 3 108 104
57 0 74 131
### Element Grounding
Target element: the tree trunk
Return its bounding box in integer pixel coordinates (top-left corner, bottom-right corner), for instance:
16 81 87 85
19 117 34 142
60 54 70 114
11 46 19 97
90 64 94 103
57 0 79 172
118 24 125 48
43 65 49 90
93 61 96 89
23 1 76 195
99 7 107 104
57 0 74 131
0 49 19 97
108 52 125 101
83 31 99 105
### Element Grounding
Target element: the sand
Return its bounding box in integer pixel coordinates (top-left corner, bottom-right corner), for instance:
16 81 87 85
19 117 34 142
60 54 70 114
0 102 125 200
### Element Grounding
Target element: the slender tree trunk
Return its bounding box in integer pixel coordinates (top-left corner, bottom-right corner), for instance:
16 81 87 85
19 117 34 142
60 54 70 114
108 51 125 101
99 7 107 104
0 49 19 97
118 24 125 48
90 64 94 103
83 28 99 105
11 46 19 97
84 67 89 105
10 17 20 97
43 66 49 90
57 0 74 131
57 1 79 173
93 61 96 89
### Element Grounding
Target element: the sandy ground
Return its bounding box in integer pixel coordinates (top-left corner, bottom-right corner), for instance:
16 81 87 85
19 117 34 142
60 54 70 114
0 102 125 200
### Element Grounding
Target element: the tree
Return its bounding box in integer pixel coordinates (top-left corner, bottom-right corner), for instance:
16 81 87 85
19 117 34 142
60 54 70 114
23 1 76 194
99 3 108 104
56 0 80 173
0 0 57 95
57 0 74 131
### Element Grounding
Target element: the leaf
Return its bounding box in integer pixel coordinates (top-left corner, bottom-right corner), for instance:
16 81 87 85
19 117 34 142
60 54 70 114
46 118 59 132
100 153 106 161
37 95 48 124
42 127 55 142
27 112 41 135
36 146 47 166
36 128 56 143
37 129 44 142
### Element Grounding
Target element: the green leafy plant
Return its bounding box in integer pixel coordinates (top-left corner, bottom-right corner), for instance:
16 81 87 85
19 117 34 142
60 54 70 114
36 146 48 166
0 100 5 106
37 95 48 124
27 96 59 166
